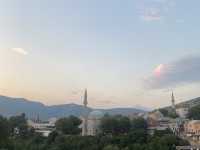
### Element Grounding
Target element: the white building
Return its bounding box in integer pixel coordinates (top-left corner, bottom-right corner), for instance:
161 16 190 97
81 89 104 136
27 117 57 137
87 110 104 136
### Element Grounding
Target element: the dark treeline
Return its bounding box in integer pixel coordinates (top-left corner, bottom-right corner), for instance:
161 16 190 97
188 104 200 120
0 114 189 150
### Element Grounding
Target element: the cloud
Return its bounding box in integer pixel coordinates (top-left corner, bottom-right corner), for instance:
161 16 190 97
140 8 162 21
11 48 28 55
138 0 175 22
145 55 200 89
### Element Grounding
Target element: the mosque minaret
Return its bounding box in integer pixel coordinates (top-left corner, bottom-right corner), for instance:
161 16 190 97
82 89 88 136
171 91 176 110
81 89 103 136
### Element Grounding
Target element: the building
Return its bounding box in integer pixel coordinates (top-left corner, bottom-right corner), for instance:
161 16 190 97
146 92 185 135
184 120 200 141
170 91 189 119
147 110 170 135
27 117 57 137
81 89 104 136
169 118 185 136
87 110 104 136
176 107 189 119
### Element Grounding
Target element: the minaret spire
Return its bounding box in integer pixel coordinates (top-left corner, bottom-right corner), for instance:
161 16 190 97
83 89 88 107
82 89 88 136
171 91 176 110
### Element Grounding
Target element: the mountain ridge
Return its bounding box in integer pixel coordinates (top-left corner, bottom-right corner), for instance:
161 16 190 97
0 95 145 120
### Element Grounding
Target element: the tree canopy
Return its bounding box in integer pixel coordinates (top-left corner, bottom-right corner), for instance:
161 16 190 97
188 104 200 119
0 114 189 150
55 115 82 135
100 115 131 135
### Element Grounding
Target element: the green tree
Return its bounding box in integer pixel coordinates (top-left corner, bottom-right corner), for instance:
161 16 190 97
9 113 29 138
131 118 147 131
47 131 59 144
159 108 178 119
100 115 118 135
0 116 10 140
55 116 82 135
117 116 131 134
100 115 131 135
159 108 169 117
188 104 200 119
26 134 46 150
0 115 12 149
103 145 120 150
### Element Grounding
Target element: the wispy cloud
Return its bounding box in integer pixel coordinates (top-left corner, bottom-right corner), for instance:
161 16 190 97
140 8 162 21
138 0 175 22
144 55 200 89
11 48 28 55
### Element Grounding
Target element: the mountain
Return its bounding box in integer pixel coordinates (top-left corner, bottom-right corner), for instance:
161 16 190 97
133 105 153 112
0 95 145 120
162 97 200 111
176 97 200 108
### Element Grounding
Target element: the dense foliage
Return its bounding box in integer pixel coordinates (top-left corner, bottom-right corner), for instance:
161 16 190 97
159 108 178 118
188 104 200 119
55 116 82 135
0 114 189 150
100 115 131 135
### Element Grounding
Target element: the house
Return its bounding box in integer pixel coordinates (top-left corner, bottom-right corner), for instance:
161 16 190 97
27 117 57 137
184 120 200 141
147 110 170 135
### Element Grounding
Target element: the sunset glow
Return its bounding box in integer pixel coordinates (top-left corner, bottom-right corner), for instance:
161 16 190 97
154 64 164 76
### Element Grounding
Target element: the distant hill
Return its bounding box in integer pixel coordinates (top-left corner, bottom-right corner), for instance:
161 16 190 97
162 97 200 111
0 95 145 120
176 97 200 108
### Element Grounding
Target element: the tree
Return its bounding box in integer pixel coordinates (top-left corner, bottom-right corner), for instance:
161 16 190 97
130 143 145 150
0 113 190 150
26 133 46 150
9 113 29 138
100 115 118 135
188 104 200 119
55 116 82 135
131 118 147 131
117 116 131 134
0 116 10 141
103 145 120 150
100 115 131 135
159 108 178 119
47 131 59 144
0 115 12 150
168 111 178 119
159 109 169 117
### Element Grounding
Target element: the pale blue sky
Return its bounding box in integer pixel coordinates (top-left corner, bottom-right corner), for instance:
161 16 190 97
0 0 200 108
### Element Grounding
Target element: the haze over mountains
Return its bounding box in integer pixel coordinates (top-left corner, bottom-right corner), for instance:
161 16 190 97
0 95 147 120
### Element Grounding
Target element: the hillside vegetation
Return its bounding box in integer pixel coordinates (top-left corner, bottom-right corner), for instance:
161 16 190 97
0 114 189 150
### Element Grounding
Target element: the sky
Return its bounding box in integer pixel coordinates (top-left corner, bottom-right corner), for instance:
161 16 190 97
0 0 200 109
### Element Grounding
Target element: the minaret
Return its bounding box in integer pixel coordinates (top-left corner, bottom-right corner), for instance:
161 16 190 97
83 89 88 107
171 91 176 110
82 89 88 136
